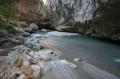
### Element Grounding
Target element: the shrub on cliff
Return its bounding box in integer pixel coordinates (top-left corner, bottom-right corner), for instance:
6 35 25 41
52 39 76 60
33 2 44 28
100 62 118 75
0 0 12 18
0 0 16 33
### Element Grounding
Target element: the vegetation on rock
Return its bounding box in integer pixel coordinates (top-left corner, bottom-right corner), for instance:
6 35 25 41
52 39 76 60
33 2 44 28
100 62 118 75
0 0 16 33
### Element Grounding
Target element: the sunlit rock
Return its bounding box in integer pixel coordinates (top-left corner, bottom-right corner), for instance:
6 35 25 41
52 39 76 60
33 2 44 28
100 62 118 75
17 74 27 79
73 58 81 62
31 65 42 78
21 65 33 78
13 55 22 67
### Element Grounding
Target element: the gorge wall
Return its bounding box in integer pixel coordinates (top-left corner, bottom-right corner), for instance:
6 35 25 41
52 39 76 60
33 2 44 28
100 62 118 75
17 0 47 22
17 0 120 40
47 0 98 25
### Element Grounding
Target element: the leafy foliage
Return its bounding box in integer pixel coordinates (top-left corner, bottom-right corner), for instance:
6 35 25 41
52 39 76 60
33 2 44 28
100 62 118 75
0 0 16 33
0 0 12 18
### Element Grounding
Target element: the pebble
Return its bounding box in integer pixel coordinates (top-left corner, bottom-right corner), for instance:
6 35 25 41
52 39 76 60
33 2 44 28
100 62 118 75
23 61 30 67
40 46 44 49
73 58 81 62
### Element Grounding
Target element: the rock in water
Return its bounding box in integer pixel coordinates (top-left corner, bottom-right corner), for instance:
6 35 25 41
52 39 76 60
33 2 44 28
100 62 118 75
24 23 38 33
73 58 81 62
29 23 38 31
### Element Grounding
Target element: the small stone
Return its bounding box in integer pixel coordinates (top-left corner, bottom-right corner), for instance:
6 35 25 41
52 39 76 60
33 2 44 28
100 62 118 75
17 74 27 79
50 52 54 54
23 61 30 67
32 57 41 64
42 56 50 61
40 46 44 49
73 58 81 62
37 41 40 43
44 36 48 38
15 73 20 77
11 67 21 75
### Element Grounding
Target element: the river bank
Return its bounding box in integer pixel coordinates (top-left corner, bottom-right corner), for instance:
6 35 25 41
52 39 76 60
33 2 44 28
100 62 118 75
0 29 120 79
0 32 82 79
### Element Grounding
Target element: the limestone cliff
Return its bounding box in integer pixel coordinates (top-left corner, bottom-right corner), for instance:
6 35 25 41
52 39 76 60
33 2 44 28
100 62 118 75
47 0 98 25
17 0 46 22
46 0 120 40
16 0 120 40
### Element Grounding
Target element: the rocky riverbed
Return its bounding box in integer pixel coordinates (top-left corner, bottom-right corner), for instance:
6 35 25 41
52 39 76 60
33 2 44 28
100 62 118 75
0 28 81 79
0 21 120 79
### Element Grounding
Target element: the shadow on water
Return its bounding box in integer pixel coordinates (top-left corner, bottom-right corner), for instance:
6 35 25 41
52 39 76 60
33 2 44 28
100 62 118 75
86 35 120 46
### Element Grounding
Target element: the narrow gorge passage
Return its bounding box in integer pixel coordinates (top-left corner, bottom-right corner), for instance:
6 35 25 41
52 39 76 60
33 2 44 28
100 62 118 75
0 0 120 79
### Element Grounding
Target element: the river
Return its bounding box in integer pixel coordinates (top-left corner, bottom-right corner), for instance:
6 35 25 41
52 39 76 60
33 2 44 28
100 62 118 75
42 31 120 78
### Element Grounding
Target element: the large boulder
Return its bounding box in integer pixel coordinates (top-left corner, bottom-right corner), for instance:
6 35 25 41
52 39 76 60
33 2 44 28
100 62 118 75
14 27 30 37
17 21 29 28
24 23 38 33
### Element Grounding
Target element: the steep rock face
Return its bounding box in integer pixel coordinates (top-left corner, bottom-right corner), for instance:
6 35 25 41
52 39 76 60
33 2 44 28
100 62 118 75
46 0 120 40
47 0 98 25
16 0 120 40
17 0 46 23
